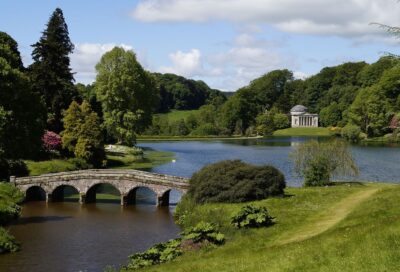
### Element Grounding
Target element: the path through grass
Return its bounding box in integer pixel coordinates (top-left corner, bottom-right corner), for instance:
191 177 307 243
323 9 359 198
277 186 380 245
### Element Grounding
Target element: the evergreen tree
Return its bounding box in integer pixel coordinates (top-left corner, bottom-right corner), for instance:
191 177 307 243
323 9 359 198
29 8 77 132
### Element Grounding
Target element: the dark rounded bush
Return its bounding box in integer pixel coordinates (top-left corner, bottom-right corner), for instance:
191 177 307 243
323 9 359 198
188 160 286 204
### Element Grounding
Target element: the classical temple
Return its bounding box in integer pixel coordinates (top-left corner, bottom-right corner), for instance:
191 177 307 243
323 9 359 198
290 105 319 128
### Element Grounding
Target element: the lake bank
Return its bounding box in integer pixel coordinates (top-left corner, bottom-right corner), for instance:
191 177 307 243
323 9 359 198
127 182 400 272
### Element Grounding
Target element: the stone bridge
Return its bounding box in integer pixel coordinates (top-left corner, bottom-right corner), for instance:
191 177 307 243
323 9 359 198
11 169 190 206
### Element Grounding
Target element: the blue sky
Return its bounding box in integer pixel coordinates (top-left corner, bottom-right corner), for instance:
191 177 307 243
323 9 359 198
1 0 400 91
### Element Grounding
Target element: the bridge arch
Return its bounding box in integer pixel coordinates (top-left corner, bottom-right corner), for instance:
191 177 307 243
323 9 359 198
85 182 121 204
160 188 185 206
51 185 80 202
25 186 47 202
124 186 157 205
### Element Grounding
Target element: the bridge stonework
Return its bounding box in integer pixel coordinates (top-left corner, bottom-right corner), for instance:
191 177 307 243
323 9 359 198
12 169 189 206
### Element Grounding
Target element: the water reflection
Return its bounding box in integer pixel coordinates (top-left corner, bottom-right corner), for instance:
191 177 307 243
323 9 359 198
0 201 180 272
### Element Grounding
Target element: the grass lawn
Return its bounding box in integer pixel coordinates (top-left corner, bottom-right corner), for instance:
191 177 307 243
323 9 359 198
273 127 331 136
25 159 78 176
155 109 200 122
133 182 400 272
106 148 174 170
65 193 120 200
25 147 174 176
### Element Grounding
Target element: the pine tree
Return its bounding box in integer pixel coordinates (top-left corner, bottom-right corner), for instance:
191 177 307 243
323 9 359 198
29 8 77 132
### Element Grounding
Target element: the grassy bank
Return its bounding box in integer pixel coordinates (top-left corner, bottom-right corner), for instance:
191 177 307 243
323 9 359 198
128 182 400 272
0 183 24 254
25 146 175 176
273 127 331 136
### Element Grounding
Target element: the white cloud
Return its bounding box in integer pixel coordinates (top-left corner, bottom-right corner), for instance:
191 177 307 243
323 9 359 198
70 43 147 84
159 49 204 77
132 0 400 38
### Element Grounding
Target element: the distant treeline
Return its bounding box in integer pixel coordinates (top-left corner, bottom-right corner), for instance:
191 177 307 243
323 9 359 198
144 56 400 138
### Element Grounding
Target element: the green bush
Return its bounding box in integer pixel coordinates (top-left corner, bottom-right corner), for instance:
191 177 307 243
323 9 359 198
341 124 362 142
0 183 24 224
231 205 274 229
191 123 219 136
123 239 182 271
0 158 29 180
181 221 225 245
304 156 330 187
188 160 286 204
0 227 19 253
273 113 290 130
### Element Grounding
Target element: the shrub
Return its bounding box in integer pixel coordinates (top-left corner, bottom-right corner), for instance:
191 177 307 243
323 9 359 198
291 140 358 187
122 221 225 271
0 227 19 253
181 221 225 245
341 124 362 143
188 160 286 204
191 123 219 136
231 205 274 229
304 156 330 186
42 130 62 151
273 113 290 130
123 239 182 271
0 158 28 180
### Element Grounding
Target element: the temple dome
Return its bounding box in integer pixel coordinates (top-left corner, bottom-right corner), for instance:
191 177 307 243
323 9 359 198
290 105 308 114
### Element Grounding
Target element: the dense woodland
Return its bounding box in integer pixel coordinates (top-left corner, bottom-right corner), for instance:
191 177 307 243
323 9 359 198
1 8 400 179
145 57 400 138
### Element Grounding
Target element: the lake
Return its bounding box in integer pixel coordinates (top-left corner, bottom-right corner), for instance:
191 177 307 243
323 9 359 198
139 137 400 187
1 136 399 272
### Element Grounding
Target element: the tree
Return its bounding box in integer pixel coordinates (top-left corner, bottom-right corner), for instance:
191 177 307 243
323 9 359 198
0 32 46 160
29 8 77 132
319 102 342 127
220 88 258 135
61 101 105 167
290 140 358 186
95 47 158 145
348 86 390 136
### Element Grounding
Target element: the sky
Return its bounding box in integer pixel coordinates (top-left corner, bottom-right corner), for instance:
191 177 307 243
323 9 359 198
1 0 400 92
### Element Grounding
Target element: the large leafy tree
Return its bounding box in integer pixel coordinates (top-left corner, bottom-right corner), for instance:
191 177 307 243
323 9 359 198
95 47 158 145
0 32 45 160
348 86 389 136
29 8 77 132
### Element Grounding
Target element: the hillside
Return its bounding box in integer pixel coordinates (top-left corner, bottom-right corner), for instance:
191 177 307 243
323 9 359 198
152 73 225 112
137 183 400 272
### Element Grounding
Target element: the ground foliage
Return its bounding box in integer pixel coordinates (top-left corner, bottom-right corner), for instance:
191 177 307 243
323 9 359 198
231 205 274 229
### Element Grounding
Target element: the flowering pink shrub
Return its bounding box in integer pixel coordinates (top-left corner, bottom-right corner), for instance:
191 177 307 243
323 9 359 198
42 130 62 151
